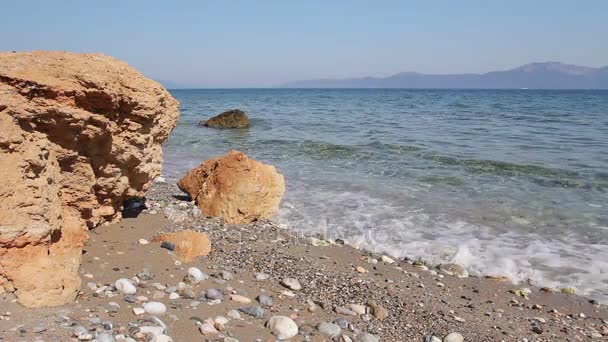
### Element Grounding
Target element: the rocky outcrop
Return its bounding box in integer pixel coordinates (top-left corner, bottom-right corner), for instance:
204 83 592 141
199 109 249 128
178 151 285 224
0 51 179 307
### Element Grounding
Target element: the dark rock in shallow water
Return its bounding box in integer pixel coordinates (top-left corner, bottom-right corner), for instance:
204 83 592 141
200 109 250 128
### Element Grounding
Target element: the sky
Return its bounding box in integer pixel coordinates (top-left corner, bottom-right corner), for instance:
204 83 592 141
1 0 607 87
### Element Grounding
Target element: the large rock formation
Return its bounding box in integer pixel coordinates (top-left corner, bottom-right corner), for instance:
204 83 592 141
178 151 285 224
0 51 179 307
199 109 249 128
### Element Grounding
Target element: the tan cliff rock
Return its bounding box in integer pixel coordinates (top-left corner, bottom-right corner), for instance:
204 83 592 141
0 51 179 307
178 151 285 224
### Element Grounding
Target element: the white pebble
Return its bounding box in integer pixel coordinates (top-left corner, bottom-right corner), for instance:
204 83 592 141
266 316 298 340
187 267 206 284
115 278 137 295
132 307 145 315
143 301 167 315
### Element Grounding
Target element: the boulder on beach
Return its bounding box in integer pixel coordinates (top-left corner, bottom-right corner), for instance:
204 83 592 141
0 51 179 307
177 150 285 224
152 230 212 263
199 109 249 128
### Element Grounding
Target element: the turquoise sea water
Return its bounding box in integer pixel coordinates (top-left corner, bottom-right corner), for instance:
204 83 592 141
163 89 608 302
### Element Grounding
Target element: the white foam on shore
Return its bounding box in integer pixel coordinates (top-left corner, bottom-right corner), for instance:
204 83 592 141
277 188 608 304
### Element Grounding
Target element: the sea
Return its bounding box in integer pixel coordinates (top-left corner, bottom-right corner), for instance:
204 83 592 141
162 89 608 302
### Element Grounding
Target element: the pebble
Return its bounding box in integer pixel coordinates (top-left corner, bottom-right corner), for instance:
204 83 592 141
334 318 349 329
266 316 299 340
214 316 229 325
186 267 207 284
160 241 175 251
168 292 180 300
151 335 172 342
95 332 115 342
367 300 388 320
257 294 274 307
280 278 302 291
230 294 252 304
255 272 270 281
132 307 145 315
356 266 368 274
115 279 137 295
443 332 464 342
73 326 88 337
198 319 218 335
144 301 167 315
239 305 265 319
219 270 233 280
335 306 357 316
317 322 342 338
424 336 442 342
138 239 149 245
226 310 241 320
205 289 224 300
32 324 47 333
348 304 367 315
354 332 379 342
381 255 395 264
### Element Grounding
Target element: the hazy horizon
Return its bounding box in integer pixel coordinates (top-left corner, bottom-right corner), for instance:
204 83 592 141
2 0 608 87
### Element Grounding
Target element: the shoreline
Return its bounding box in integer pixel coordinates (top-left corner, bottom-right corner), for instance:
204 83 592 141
1 182 606 341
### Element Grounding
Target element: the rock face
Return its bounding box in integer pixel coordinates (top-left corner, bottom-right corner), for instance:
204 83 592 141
178 151 285 224
0 51 179 307
199 109 249 128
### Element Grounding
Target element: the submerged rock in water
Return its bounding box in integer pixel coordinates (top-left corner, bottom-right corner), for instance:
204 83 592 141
199 109 249 128
0 51 179 307
178 151 285 224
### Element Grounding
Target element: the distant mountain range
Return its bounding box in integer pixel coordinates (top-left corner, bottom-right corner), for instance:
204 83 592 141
282 62 608 89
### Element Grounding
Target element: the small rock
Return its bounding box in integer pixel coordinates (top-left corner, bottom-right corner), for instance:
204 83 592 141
280 278 302 291
115 279 137 295
230 294 252 304
138 239 149 245
160 241 175 251
335 306 357 316
255 272 270 281
144 302 167 315
367 300 388 320
132 307 145 315
443 332 464 342
348 304 367 315
168 293 180 300
226 310 241 320
187 267 207 284
354 333 379 342
257 294 274 307
198 319 218 335
239 305 265 319
381 255 395 264
356 266 367 274
266 316 299 340
424 336 442 342
205 289 224 300
334 318 349 329
317 322 341 338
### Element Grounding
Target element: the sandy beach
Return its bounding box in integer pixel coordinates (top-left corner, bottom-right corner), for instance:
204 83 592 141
1 181 606 341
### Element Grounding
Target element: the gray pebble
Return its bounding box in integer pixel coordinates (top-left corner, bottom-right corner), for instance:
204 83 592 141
239 305 265 319
317 322 341 338
256 294 274 307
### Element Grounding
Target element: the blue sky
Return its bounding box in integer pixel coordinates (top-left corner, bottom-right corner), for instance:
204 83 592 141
2 1 607 87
